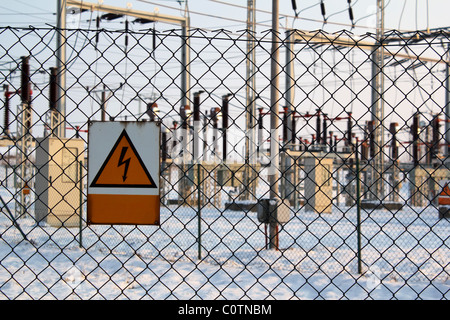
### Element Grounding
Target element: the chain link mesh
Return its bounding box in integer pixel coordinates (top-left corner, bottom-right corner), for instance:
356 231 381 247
0 26 449 300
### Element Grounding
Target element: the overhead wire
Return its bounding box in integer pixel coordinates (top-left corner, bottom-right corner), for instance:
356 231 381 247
398 0 407 31
17 0 441 134
0 4 54 20
142 0 365 33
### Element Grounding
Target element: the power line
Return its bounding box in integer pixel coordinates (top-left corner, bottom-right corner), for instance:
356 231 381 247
0 4 55 23
141 0 360 32
15 0 54 14
208 0 378 32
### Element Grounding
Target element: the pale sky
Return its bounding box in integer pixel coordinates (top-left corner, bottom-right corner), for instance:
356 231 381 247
1 0 449 35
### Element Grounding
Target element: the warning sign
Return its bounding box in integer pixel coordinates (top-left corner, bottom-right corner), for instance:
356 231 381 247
438 181 450 206
87 121 160 225
90 130 157 188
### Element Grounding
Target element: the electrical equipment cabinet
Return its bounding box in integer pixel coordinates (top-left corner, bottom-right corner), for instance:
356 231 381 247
35 137 85 227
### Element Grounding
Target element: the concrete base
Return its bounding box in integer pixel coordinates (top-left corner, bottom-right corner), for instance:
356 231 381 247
225 200 258 212
360 200 404 211
166 199 185 205
438 206 450 219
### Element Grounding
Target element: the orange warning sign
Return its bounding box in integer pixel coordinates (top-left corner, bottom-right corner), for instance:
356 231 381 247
87 122 160 226
438 182 450 205
88 194 160 225
90 129 157 188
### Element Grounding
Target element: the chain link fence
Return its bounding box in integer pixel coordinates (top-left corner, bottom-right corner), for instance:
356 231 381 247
0 25 449 300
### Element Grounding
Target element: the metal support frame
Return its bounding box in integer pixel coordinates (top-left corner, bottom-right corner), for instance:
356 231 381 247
284 10 449 206
268 0 280 250
15 102 34 218
369 0 385 200
243 0 257 200
14 56 34 219
64 0 190 127
56 0 67 138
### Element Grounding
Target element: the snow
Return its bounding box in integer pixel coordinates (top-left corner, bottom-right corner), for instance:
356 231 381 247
0 191 449 299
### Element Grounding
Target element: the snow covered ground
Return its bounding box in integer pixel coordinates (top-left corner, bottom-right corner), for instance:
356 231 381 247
0 189 448 299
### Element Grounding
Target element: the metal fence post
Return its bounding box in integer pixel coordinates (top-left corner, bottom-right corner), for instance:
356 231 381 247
197 163 202 260
79 160 83 248
356 142 362 274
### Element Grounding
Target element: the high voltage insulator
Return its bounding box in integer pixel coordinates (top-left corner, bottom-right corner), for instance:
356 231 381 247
432 115 441 160
368 120 375 159
316 109 321 144
172 120 178 149
411 112 420 167
193 91 204 123
161 129 168 162
193 91 204 160
328 130 334 151
291 0 298 17
100 13 123 21
291 0 297 11
152 28 156 56
282 107 288 144
21 56 30 105
3 84 11 135
95 15 100 46
361 123 369 160
203 110 208 157
349 8 354 22
222 93 232 161
258 107 264 155
389 122 399 161
322 113 328 145
348 0 354 27
346 112 352 146
320 0 327 23
291 110 296 145
125 19 129 49
20 56 32 132
49 67 58 110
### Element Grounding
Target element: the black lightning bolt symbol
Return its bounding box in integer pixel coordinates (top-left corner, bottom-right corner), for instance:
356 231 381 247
117 146 131 182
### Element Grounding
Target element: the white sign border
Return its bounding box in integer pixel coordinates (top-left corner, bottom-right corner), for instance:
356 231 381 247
87 121 161 196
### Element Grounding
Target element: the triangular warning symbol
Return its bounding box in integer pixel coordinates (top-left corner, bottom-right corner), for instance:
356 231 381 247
90 129 157 188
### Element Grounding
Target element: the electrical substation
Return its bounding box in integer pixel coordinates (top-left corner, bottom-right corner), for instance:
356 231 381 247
0 0 449 300
1 0 450 233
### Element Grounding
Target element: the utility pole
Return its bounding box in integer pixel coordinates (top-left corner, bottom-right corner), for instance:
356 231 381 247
268 0 280 250
181 3 191 110
243 0 257 200
56 0 67 138
370 0 385 200
87 84 121 121
284 25 295 204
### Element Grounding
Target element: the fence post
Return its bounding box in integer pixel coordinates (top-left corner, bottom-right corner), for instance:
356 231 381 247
268 0 280 250
79 160 83 248
197 163 202 260
355 142 362 274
